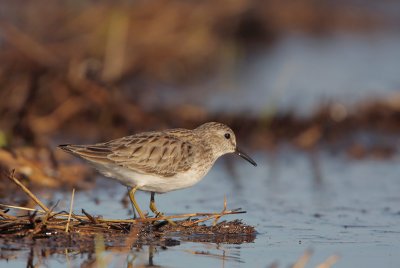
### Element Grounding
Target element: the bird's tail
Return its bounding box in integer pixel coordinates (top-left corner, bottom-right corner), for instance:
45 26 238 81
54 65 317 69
58 144 111 163
57 144 90 155
59 144 78 152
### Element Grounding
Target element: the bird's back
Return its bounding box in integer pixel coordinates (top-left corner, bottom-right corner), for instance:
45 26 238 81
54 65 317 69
59 128 212 178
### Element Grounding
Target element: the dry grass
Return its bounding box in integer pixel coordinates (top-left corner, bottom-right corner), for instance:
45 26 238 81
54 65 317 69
0 170 254 244
0 0 392 149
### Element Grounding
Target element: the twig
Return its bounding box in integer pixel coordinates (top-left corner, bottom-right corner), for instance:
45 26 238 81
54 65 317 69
119 209 246 224
185 195 230 226
65 188 75 232
183 215 214 226
65 249 71 268
41 202 58 225
3 171 245 226
33 204 57 234
0 204 45 213
213 195 227 226
316 255 340 268
0 209 17 220
7 170 49 212
292 249 312 268
0 202 245 224
82 209 98 224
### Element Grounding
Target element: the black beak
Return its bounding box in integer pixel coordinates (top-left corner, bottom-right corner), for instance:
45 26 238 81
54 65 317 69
235 148 257 167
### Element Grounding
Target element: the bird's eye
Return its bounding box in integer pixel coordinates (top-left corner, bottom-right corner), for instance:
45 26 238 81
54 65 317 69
224 133 231 139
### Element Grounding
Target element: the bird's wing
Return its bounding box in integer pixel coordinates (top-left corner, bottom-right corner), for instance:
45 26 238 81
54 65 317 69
60 132 195 177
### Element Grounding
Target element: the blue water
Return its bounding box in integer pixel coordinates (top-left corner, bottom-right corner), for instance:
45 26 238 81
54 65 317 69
156 32 400 117
2 31 400 267
208 32 400 116
2 148 400 267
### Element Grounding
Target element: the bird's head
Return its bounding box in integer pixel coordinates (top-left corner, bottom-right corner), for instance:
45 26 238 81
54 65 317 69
195 122 257 166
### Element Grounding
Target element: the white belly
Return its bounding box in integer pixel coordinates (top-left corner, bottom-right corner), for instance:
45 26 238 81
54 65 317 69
93 163 211 193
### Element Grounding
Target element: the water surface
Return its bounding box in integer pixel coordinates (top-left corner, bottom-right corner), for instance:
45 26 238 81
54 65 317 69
2 148 399 267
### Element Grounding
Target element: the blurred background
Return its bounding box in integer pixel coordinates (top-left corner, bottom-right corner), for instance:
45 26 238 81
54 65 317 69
1 1 400 267
1 0 400 148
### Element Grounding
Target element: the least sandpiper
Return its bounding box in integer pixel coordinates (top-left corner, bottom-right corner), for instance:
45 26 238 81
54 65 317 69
59 122 257 219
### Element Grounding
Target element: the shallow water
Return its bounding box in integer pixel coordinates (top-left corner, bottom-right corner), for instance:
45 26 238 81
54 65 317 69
2 31 400 267
2 148 400 267
156 31 400 116
208 32 400 116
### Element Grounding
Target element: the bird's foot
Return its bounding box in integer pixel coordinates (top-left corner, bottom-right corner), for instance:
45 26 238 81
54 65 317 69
150 201 175 225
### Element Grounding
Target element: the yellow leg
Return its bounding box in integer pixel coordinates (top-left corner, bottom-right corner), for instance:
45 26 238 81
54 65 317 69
128 186 145 219
149 192 160 216
150 192 175 225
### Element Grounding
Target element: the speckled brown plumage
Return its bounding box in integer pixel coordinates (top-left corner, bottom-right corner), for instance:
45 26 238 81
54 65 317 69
59 122 256 218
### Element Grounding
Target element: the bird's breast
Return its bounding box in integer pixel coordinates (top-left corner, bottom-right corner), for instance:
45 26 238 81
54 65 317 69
93 160 214 193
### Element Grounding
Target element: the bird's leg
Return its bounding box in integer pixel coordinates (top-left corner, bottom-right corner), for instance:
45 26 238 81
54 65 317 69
128 186 146 219
149 192 161 216
150 192 175 225
126 187 137 219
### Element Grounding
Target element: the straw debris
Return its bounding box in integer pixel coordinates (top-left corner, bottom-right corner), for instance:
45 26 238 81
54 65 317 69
0 171 256 246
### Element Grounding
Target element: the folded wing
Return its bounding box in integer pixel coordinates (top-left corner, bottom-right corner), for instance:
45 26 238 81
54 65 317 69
59 133 195 177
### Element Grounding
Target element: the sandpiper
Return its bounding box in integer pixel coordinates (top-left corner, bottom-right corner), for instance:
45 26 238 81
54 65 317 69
59 122 257 219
